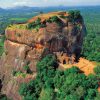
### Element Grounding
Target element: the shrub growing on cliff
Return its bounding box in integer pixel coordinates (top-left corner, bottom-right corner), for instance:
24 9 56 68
0 94 8 100
27 18 41 30
36 54 57 72
12 70 26 78
46 16 58 23
50 16 59 22
12 70 17 76
46 16 62 26
27 18 46 31
68 10 82 22
24 65 32 74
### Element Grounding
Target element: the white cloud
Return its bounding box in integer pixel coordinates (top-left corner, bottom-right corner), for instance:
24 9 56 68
0 0 100 8
13 1 27 6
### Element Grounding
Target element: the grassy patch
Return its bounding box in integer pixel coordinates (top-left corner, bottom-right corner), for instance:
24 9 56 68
7 24 27 30
12 70 27 78
10 18 28 21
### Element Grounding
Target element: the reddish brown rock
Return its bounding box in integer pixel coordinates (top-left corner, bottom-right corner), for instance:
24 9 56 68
0 11 86 99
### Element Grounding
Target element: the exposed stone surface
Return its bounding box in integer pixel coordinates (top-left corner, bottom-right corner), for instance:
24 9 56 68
0 11 86 99
59 57 96 76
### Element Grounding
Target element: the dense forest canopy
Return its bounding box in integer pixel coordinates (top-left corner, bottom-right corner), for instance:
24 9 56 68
19 54 100 100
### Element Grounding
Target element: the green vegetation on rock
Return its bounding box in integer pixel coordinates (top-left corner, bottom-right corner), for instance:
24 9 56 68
68 10 82 22
0 94 8 100
23 65 32 74
12 65 32 78
7 24 27 30
46 16 62 26
12 70 27 78
27 16 62 31
27 18 46 31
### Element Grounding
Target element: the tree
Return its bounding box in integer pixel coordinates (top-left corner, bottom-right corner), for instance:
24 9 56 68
19 83 28 96
39 88 54 100
94 66 100 75
82 28 100 62
68 10 82 22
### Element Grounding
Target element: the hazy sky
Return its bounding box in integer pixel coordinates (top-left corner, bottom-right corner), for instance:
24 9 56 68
0 0 100 8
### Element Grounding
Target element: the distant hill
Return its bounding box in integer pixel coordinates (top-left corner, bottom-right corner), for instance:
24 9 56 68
2 5 100 14
0 8 4 11
4 6 44 13
0 8 5 13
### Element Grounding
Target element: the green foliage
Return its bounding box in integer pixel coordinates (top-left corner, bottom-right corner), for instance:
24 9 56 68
46 16 62 26
19 55 99 100
19 83 28 96
0 94 8 100
36 54 57 88
19 54 57 100
10 18 28 23
94 66 100 75
12 70 17 76
39 88 54 100
12 70 26 78
13 66 32 77
13 70 22 76
37 54 57 71
81 8 100 62
0 35 5 56
95 93 100 100
68 10 82 22
0 46 4 56
59 15 67 19
27 18 46 31
82 27 100 62
65 66 80 74
24 65 32 74
19 80 42 100
24 65 29 71
50 16 59 22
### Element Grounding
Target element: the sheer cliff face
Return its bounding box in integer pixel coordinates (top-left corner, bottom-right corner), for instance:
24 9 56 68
5 11 86 59
0 11 86 99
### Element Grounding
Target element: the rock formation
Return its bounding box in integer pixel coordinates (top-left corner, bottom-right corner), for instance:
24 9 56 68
0 11 86 99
